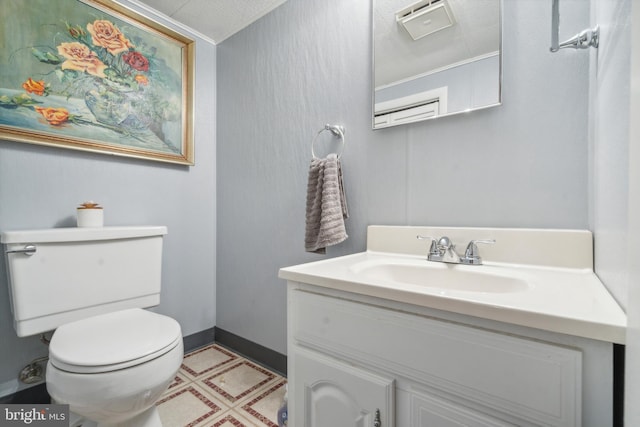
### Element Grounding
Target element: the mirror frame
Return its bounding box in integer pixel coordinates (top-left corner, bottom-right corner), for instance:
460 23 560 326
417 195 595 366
372 0 503 129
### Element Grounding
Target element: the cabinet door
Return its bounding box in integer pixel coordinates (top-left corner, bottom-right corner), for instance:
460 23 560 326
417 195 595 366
396 388 517 427
292 347 394 427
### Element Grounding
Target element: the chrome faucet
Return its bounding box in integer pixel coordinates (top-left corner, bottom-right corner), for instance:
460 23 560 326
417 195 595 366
417 235 495 265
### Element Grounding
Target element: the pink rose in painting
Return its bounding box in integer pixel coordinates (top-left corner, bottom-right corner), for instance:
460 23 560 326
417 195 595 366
57 42 107 78
123 51 149 72
87 20 134 55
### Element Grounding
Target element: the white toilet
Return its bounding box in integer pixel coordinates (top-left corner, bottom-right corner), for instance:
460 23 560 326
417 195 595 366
2 226 183 427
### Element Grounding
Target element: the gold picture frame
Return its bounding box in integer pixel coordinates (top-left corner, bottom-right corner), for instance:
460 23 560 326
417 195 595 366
0 0 195 165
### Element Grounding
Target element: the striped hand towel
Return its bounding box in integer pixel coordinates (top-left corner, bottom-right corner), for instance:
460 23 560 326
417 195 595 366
305 153 349 254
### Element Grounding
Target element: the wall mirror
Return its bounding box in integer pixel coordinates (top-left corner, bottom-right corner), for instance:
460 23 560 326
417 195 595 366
373 0 502 129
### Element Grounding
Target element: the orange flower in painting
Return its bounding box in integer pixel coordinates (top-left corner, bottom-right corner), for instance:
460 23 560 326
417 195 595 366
57 42 107 78
134 75 148 85
34 106 70 126
87 20 134 55
22 78 46 96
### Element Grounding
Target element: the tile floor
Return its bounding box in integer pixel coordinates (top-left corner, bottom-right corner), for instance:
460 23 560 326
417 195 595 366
157 344 287 427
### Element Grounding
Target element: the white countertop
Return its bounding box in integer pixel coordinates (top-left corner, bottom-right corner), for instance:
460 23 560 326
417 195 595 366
279 226 627 344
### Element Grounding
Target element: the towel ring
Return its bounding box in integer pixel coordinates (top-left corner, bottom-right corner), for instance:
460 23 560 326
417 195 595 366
311 124 345 159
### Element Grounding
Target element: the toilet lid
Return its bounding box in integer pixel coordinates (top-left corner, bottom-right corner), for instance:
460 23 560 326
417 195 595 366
49 308 182 374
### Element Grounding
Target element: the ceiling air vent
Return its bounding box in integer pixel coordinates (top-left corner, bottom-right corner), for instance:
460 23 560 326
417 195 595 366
395 0 456 41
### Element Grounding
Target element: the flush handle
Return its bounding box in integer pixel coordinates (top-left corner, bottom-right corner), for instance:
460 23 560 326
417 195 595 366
5 244 37 256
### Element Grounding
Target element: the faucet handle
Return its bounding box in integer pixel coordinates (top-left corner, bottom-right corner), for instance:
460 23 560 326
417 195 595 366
462 239 496 265
416 235 439 257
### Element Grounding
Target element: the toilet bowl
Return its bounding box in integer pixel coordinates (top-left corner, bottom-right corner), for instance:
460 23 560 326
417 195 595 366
46 309 183 427
1 226 180 427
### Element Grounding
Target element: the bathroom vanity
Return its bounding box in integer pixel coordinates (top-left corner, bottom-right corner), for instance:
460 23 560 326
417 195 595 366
279 226 626 427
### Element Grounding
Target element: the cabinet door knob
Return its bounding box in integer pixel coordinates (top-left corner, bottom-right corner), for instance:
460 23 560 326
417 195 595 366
374 408 381 427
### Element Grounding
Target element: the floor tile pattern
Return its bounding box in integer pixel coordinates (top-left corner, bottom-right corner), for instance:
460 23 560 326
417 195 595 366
157 344 286 427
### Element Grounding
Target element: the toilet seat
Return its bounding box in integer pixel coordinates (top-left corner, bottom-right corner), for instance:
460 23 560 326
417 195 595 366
49 308 182 374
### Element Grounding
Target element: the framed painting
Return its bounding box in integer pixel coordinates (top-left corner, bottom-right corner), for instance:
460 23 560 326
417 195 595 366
0 0 195 165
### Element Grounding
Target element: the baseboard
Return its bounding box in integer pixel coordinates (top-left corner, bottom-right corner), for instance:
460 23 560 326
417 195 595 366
183 326 216 353
214 327 287 377
0 383 49 404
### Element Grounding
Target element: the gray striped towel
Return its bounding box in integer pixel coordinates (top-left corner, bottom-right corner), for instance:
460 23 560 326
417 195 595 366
305 153 349 253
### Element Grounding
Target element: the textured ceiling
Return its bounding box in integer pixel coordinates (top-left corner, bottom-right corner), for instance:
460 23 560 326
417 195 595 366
137 0 288 43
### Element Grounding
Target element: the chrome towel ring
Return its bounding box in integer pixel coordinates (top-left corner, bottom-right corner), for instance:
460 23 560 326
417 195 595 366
311 124 345 159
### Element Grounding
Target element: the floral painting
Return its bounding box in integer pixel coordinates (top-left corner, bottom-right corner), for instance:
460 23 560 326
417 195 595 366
0 0 194 165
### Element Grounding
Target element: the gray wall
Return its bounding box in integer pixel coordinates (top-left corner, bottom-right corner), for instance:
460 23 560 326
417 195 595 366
0 1 217 396
217 0 591 355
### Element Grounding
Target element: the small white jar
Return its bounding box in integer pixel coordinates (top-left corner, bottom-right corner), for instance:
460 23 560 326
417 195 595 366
77 202 104 227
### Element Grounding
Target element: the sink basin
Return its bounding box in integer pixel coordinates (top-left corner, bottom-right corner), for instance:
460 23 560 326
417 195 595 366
279 226 628 343
349 260 530 293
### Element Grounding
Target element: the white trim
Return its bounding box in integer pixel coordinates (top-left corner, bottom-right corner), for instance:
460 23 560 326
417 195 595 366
375 86 447 115
374 101 439 128
375 51 499 92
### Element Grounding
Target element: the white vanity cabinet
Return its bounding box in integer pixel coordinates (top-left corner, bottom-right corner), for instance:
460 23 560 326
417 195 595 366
287 283 613 427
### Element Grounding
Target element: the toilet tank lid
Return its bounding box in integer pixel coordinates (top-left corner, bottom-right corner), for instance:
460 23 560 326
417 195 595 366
1 226 167 244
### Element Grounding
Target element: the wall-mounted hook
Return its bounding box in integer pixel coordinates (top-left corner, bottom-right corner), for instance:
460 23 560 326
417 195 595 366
550 0 599 52
311 124 346 159
324 124 345 137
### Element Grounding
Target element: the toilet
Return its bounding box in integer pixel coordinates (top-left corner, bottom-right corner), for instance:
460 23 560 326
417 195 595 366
1 226 182 427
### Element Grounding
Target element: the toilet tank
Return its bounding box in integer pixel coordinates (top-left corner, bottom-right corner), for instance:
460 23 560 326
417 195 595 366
1 226 168 337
